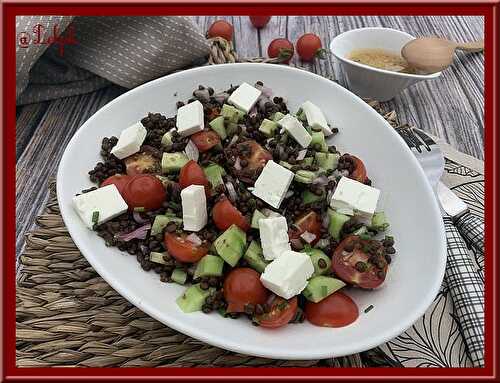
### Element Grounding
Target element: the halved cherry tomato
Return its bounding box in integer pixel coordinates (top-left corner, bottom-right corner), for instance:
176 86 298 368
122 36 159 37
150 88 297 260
234 140 273 183
212 197 250 232
331 235 388 289
124 152 160 176
223 268 269 313
349 155 368 183
164 232 209 263
207 20 234 41
305 291 359 328
267 38 294 64
191 130 221 152
100 174 132 194
296 33 324 62
122 174 166 210
179 160 209 191
249 16 271 28
288 211 322 248
254 296 298 328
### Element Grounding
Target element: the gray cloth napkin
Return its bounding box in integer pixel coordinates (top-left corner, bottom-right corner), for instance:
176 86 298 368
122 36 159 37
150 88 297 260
16 16 210 105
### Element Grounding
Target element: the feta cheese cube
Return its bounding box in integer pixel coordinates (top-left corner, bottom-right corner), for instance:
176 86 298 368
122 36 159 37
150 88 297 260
259 216 291 260
176 100 204 137
227 82 262 113
110 122 147 159
330 176 380 221
181 184 207 231
260 250 314 299
301 101 333 136
251 160 294 209
73 184 128 229
278 114 312 148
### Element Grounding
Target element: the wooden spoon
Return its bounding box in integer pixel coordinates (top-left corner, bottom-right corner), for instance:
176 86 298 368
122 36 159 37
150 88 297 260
401 37 484 74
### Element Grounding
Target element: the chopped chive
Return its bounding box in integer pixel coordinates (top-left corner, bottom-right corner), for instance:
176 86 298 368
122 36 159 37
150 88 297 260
134 207 145 212
364 304 374 313
91 211 99 224
321 285 328 297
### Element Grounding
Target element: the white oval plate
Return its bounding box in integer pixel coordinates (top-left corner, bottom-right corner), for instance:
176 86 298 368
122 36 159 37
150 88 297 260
57 63 446 360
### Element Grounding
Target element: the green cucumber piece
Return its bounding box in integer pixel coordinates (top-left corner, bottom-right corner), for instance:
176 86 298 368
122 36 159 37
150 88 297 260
209 116 227 140
161 130 175 148
271 111 286 122
301 157 314 167
243 240 269 273
150 251 169 265
176 284 214 313
371 211 390 232
294 170 316 184
203 163 226 189
194 255 224 279
315 152 339 171
279 161 293 170
161 152 189 174
302 276 346 303
226 122 239 137
214 224 246 267
310 131 328 152
171 269 188 285
302 190 324 205
221 104 245 123
296 108 307 122
251 209 266 229
328 209 351 240
258 119 278 137
151 215 183 236
303 248 332 277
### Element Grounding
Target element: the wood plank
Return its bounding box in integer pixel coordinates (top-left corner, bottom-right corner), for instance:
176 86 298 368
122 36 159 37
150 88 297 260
16 102 50 160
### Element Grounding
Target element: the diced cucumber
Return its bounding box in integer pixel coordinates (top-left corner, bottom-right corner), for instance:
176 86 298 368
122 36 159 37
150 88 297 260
243 240 269 273
302 190 324 205
151 215 183 236
150 251 168 265
251 209 266 229
328 209 351 240
303 248 332 277
259 119 278 137
310 131 328 152
271 111 286 122
302 276 346 303
161 130 175 148
221 104 245 123
296 108 307 122
294 170 316 184
371 211 390 232
300 157 314 167
171 269 188 285
176 284 214 313
209 116 227 140
214 224 247 267
161 152 189 174
279 161 293 170
226 122 239 137
315 152 339 171
203 163 226 189
194 255 224 279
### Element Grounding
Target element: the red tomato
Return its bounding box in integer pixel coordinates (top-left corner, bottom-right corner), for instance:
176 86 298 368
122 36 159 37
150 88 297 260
223 268 269 313
100 174 131 194
267 38 294 64
249 16 271 28
331 235 388 289
123 152 160 176
212 198 250 232
164 233 209 263
350 155 368 183
122 174 166 210
305 291 359 328
235 140 273 184
179 160 209 192
207 20 234 41
288 211 322 248
191 130 220 152
254 296 298 328
296 33 324 62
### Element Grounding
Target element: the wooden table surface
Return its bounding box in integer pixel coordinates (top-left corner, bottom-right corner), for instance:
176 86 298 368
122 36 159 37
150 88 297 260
16 15 484 259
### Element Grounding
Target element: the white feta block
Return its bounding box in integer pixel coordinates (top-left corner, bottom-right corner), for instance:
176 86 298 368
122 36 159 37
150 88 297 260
181 184 207 231
278 114 312 148
259 216 291 261
260 250 314 299
176 100 204 137
330 176 380 221
252 160 294 209
301 101 333 136
73 184 128 229
110 122 147 159
227 82 262 113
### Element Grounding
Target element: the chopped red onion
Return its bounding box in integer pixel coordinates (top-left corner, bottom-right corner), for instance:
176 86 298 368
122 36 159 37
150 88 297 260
322 213 330 229
315 238 331 249
214 92 229 104
193 89 210 103
238 124 247 133
225 182 238 202
186 233 202 246
132 211 149 224
249 105 258 117
261 86 273 98
116 223 151 242
312 175 329 186
285 190 294 199
326 135 337 147
258 95 270 110
340 169 350 177
234 157 242 171
300 231 317 244
184 140 199 162
290 238 304 250
327 189 334 203
296 149 308 161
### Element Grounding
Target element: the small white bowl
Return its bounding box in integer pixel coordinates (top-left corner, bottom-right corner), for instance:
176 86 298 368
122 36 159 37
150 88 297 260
330 27 442 101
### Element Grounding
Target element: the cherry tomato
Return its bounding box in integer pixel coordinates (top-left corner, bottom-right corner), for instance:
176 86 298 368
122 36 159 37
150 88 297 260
212 197 250 232
164 232 209 263
305 291 359 328
254 296 298 328
234 140 273 184
267 38 294 64
122 174 166 210
191 130 221 152
223 268 269 313
350 155 368 183
124 152 160 176
296 33 324 62
288 211 322 248
179 160 209 192
207 20 234 41
331 235 388 289
249 16 271 28
100 174 132 194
